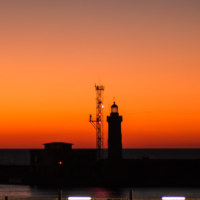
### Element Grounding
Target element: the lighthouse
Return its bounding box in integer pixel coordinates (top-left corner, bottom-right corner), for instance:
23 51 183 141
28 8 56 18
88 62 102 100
107 102 123 160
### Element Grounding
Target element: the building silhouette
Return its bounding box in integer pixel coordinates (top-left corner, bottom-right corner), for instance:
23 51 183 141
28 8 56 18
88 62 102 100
30 142 97 180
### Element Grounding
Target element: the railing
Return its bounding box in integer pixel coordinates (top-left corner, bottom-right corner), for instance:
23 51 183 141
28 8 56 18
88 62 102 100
93 199 129 200
0 199 138 200
2 198 200 200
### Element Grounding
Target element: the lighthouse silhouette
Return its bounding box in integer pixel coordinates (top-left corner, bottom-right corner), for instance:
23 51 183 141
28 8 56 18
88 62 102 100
107 102 123 160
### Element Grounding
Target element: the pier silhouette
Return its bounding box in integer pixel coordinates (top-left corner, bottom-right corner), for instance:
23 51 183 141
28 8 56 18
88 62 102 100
1 103 200 186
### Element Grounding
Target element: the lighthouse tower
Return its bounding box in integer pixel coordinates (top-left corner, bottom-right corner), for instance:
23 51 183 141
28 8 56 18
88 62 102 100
107 102 123 160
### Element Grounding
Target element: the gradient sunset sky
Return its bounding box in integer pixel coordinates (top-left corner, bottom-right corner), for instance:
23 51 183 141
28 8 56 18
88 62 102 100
0 0 200 148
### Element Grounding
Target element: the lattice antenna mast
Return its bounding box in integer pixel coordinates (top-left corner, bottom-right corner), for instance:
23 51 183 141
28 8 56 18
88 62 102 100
89 84 105 160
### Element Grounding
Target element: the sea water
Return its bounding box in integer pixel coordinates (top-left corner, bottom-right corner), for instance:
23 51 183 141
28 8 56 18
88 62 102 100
1 185 200 198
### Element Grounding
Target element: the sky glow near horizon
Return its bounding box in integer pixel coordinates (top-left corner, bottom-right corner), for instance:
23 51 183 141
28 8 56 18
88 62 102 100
0 0 200 148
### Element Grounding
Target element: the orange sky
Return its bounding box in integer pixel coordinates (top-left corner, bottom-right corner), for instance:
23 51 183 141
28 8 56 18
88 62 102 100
0 0 200 148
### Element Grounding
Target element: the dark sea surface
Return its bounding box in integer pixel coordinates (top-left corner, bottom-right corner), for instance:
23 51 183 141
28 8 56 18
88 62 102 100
1 149 200 198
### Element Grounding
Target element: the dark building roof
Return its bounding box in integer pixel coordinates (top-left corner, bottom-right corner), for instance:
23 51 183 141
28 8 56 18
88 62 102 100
43 142 73 150
43 142 73 145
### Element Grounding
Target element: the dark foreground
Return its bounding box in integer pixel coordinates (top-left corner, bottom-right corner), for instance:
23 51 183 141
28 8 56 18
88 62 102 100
1 159 200 187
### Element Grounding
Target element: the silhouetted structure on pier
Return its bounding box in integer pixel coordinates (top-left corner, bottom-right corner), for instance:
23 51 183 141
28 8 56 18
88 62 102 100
89 84 105 160
107 102 123 160
30 142 97 180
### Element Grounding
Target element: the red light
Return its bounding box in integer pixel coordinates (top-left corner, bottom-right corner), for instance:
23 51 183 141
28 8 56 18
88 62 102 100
59 161 63 165
98 121 101 124
99 113 101 116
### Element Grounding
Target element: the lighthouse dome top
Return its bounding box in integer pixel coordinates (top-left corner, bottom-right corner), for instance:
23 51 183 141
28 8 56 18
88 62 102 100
111 102 118 113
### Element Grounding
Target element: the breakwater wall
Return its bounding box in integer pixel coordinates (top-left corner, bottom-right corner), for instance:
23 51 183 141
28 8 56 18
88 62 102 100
1 159 200 186
0 165 30 184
